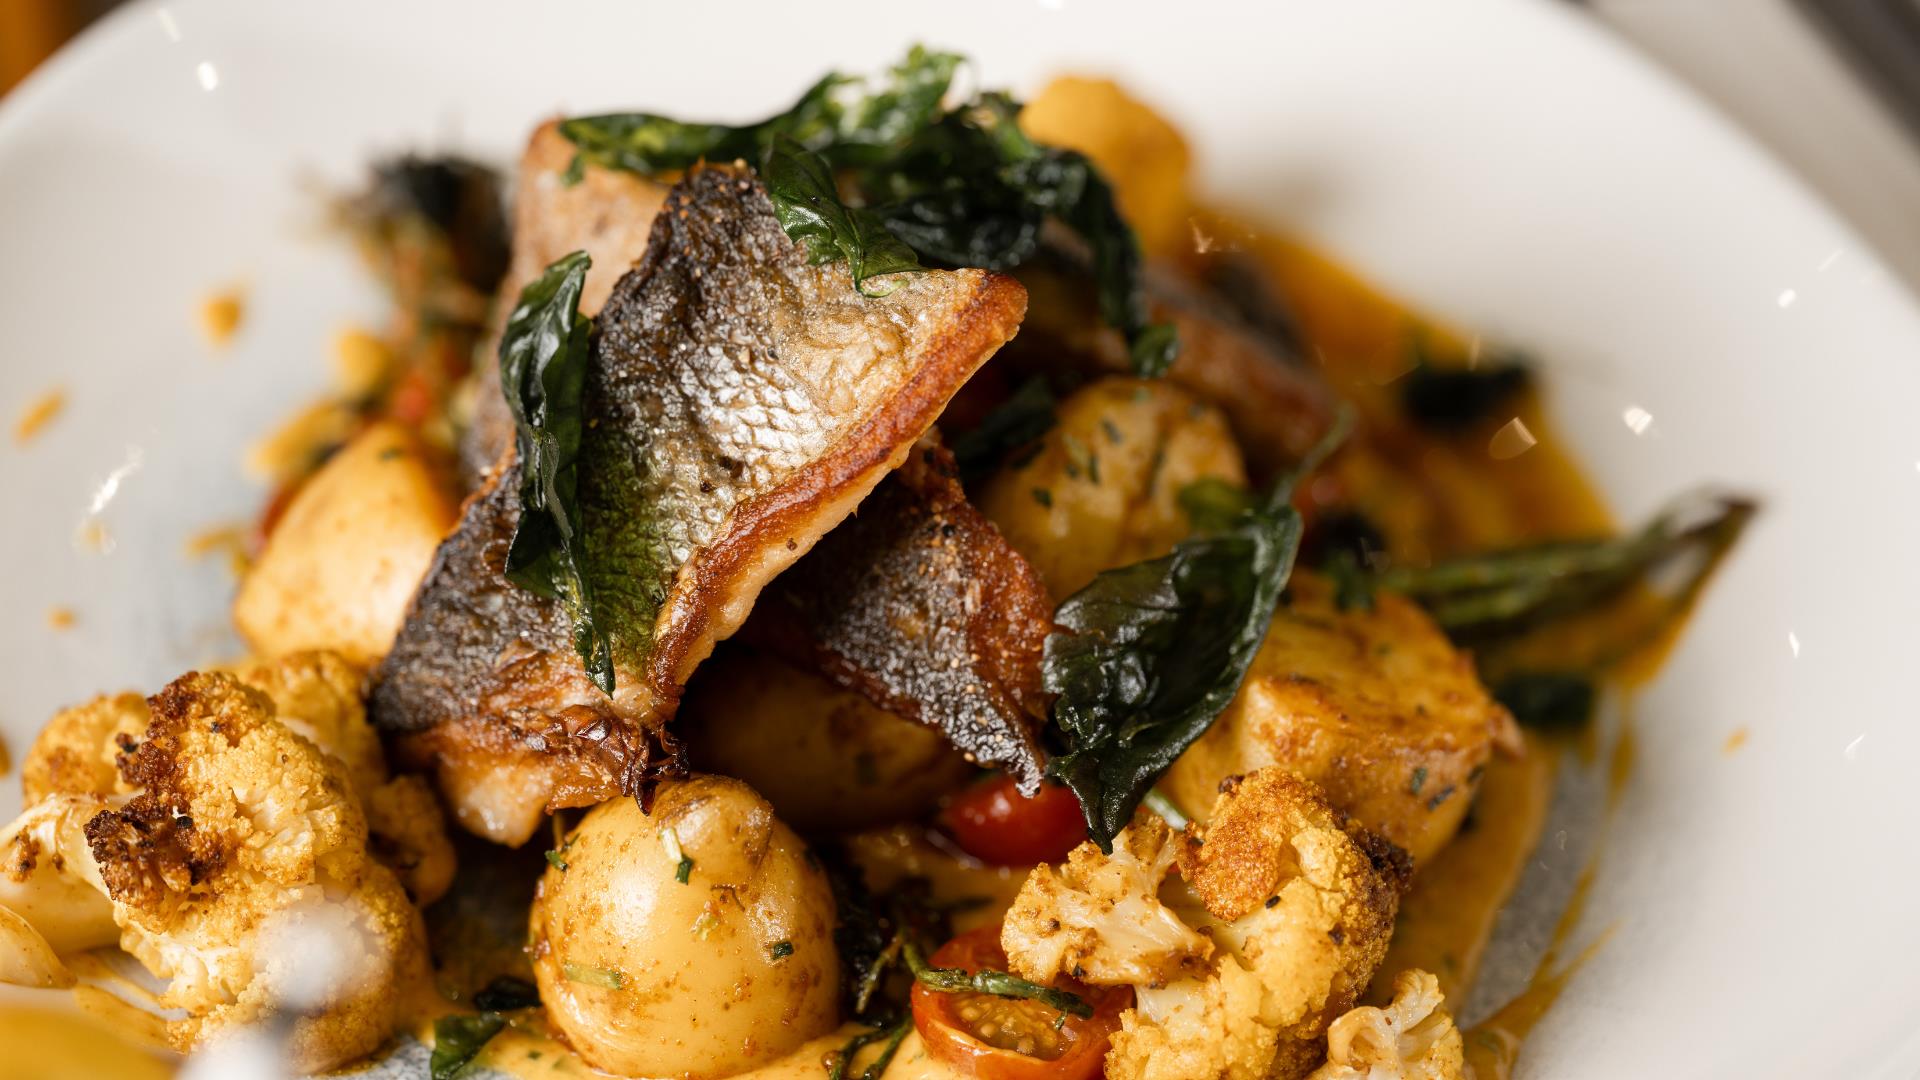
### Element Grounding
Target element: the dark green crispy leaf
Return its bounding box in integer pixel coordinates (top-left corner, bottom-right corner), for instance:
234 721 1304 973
470 975 541 1012
764 137 924 296
950 376 1057 482
1494 672 1597 729
498 250 614 693
557 47 962 181
1374 495 1756 639
430 1013 508 1080
1399 340 1533 433
1045 414 1349 850
1177 477 1260 536
558 47 1176 374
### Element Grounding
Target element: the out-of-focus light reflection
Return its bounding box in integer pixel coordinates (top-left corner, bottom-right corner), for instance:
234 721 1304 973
196 61 219 92
1487 416 1536 461
1817 249 1842 273
1787 631 1801 658
1776 288 1797 309
1844 733 1866 761
1621 405 1653 436
86 445 143 516
156 8 181 42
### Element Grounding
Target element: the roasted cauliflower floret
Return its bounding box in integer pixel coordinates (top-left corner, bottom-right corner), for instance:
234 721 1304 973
1164 572 1520 866
1306 969 1464 1080
1004 768 1409 1080
20 692 147 803
2 671 429 1072
1003 812 1212 987
229 651 456 904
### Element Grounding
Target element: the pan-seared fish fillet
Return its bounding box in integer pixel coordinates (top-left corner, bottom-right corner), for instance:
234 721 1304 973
373 165 1027 844
462 121 671 484
743 436 1052 790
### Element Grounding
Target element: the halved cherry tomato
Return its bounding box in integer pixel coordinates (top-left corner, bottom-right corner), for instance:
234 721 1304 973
911 926 1129 1080
939 776 1087 867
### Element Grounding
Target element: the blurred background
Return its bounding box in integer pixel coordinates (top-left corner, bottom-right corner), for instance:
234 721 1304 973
4 0 1918 284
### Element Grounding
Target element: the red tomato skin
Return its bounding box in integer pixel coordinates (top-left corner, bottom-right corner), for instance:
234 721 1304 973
939 777 1088 867
910 927 1127 1080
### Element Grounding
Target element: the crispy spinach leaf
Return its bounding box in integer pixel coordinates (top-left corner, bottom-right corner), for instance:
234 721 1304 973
1399 340 1533 433
498 250 614 693
470 975 541 1012
765 137 924 296
430 1013 508 1080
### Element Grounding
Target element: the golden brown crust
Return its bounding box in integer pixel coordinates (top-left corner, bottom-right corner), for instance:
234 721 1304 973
1166 572 1518 867
375 165 1026 832
741 436 1052 787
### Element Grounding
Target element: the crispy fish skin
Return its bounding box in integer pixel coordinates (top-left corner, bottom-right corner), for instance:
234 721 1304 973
373 165 1026 844
743 437 1052 790
462 121 671 485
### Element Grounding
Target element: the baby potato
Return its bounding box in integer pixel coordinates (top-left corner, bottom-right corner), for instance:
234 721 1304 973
530 777 840 1078
1163 572 1521 867
1020 77 1193 259
234 422 456 665
682 648 975 833
978 377 1248 600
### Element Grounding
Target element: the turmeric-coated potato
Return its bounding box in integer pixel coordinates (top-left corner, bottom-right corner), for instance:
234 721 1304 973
682 649 975 833
234 422 456 665
1164 572 1521 867
979 377 1247 600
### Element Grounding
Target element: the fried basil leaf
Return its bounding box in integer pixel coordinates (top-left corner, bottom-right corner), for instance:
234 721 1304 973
764 137 924 296
498 250 613 693
430 1013 508 1080
557 48 1175 373
1044 414 1352 849
557 47 963 181
1374 495 1756 638
1399 344 1533 433
470 975 541 1012
1177 477 1260 536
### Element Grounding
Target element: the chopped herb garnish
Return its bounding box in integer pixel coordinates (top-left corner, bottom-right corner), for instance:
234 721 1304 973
1100 417 1125 445
661 827 694 883
430 1013 508 1080
770 940 795 961
902 939 1092 1018
560 962 625 990
498 250 613 693
543 849 569 872
828 1018 913 1080
1408 766 1429 796
1031 487 1054 509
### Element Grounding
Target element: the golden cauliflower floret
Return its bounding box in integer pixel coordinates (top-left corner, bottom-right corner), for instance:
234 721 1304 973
75 671 428 1072
1165 572 1521 866
1307 969 1464 1080
1007 768 1409 1080
230 651 455 903
20 692 148 803
1004 812 1213 988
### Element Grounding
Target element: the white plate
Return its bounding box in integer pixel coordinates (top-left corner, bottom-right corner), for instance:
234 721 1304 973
3 1 1918 1076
